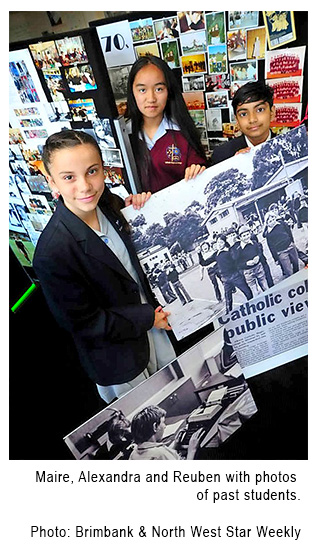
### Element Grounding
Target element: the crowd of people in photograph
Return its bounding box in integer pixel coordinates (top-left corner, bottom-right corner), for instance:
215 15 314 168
145 190 308 315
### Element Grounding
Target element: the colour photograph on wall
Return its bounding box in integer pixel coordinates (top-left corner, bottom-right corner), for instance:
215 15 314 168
130 18 155 42
207 45 228 74
263 11 296 49
153 17 180 41
205 12 226 46
55 35 89 66
246 26 266 60
228 11 259 30
177 11 205 34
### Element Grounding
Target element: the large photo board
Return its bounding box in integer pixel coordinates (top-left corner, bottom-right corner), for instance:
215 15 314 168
123 126 308 340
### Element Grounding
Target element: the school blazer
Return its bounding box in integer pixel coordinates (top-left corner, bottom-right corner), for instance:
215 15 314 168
211 131 276 165
33 190 156 387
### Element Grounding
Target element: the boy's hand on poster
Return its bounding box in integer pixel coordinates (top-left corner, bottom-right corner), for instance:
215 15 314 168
125 191 151 210
154 306 172 330
184 164 206 181
235 147 251 155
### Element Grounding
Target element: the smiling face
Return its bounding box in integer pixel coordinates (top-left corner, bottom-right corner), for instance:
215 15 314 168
235 99 275 145
46 143 105 223
132 63 168 123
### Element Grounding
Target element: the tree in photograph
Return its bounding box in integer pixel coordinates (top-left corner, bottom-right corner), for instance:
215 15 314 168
144 222 168 248
163 210 207 252
204 168 249 213
251 126 308 190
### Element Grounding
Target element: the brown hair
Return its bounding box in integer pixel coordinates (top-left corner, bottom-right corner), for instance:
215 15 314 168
42 129 103 175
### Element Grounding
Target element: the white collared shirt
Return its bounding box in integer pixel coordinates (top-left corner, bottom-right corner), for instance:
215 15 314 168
141 116 180 150
245 130 271 149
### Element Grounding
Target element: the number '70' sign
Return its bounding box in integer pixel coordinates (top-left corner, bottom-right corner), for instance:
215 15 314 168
97 21 136 68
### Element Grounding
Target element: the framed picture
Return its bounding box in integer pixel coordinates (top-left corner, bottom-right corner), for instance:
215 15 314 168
266 77 303 104
263 11 296 50
265 46 306 79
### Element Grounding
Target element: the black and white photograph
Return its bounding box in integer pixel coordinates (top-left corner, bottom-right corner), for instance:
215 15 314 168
123 126 308 340
64 326 257 460
182 74 205 92
205 108 223 131
100 148 123 168
107 65 132 101
92 118 116 150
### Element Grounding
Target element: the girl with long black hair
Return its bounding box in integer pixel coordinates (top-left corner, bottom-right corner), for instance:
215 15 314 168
125 55 208 197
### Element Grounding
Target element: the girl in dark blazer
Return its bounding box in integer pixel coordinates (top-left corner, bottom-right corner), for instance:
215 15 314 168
33 130 175 403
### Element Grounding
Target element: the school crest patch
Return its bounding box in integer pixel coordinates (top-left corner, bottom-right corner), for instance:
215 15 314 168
165 143 182 164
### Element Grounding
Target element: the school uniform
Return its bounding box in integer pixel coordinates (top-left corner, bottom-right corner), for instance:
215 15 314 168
265 221 299 278
130 117 207 193
33 188 175 390
211 131 275 165
236 240 268 292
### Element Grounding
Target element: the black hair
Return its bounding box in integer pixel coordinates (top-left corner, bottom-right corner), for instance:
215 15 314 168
232 81 274 113
130 405 166 444
125 55 207 185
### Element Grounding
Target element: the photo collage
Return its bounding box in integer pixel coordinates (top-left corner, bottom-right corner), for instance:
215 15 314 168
9 38 124 270
9 12 306 272
100 11 304 154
